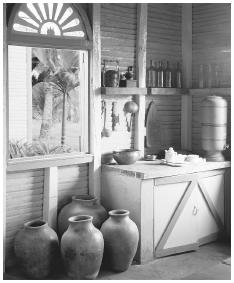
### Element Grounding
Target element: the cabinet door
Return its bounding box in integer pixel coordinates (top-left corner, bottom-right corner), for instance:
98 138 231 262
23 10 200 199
154 179 199 258
196 171 225 245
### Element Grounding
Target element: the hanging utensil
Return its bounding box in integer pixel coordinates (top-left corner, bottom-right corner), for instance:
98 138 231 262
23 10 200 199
101 100 112 137
123 101 138 132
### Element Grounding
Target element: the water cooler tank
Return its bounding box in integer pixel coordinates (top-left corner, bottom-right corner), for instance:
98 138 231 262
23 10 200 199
201 95 227 161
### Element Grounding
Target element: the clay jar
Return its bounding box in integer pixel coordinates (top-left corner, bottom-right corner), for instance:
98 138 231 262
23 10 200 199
61 215 104 279
14 219 59 279
100 209 139 272
58 195 108 236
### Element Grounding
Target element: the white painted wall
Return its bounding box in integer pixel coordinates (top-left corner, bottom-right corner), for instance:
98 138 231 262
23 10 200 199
8 45 31 142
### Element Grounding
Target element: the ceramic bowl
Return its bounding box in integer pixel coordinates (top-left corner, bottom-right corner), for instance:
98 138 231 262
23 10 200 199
113 149 141 165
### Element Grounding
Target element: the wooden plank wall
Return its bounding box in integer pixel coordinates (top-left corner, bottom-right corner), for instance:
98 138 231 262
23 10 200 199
5 169 44 267
145 4 182 154
147 3 182 78
145 96 182 155
100 96 135 162
57 164 89 211
100 4 137 161
192 4 231 88
191 90 231 155
101 3 137 73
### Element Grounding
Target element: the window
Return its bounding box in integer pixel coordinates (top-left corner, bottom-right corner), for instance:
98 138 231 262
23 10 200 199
6 3 91 160
12 3 86 38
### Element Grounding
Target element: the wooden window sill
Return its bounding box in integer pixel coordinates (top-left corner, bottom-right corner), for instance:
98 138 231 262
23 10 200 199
7 153 94 172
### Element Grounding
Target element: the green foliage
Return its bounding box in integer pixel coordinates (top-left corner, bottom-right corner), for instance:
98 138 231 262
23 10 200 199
9 139 73 159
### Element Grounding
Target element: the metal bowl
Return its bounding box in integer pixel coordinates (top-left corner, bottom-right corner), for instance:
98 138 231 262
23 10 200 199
113 149 141 165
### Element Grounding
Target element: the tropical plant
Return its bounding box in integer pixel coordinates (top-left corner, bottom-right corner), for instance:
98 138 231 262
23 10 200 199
32 48 80 146
9 139 73 159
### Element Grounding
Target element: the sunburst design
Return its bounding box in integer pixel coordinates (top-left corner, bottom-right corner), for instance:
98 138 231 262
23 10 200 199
12 3 85 38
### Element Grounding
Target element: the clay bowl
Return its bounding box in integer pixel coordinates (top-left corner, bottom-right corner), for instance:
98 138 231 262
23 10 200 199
113 149 141 165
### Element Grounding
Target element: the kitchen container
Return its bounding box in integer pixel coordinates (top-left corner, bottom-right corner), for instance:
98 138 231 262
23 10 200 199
113 149 140 165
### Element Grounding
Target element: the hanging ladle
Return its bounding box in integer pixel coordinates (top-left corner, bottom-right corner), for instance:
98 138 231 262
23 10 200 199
123 101 139 132
101 100 112 137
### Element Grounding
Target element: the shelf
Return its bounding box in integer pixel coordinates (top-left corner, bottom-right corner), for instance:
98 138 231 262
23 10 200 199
189 88 231 96
147 88 188 95
101 87 147 96
7 153 94 172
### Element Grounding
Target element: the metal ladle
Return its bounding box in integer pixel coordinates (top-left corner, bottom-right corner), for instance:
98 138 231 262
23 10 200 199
101 100 112 137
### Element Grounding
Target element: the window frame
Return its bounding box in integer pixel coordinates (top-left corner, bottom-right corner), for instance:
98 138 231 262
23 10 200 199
5 3 94 169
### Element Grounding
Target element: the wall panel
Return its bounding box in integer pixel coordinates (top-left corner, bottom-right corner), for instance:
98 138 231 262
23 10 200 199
57 164 89 211
100 4 137 161
101 3 137 73
145 4 182 155
147 3 182 73
5 169 44 267
145 95 182 155
192 4 231 88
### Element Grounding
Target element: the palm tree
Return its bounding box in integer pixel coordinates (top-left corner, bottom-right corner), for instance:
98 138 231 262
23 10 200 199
32 48 80 146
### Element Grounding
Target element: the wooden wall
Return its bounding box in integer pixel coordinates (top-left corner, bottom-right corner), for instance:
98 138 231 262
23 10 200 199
5 169 44 267
5 163 89 268
145 95 182 155
100 3 137 73
100 3 137 161
192 3 231 88
145 4 182 154
147 3 182 78
57 164 89 211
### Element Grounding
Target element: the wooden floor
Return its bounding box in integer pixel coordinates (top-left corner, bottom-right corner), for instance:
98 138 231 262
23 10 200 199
4 241 231 280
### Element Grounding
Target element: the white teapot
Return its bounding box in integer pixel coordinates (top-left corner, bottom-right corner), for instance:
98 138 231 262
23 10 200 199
165 147 177 163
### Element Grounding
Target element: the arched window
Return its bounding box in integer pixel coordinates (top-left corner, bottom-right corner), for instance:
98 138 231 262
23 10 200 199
6 3 92 161
7 3 92 49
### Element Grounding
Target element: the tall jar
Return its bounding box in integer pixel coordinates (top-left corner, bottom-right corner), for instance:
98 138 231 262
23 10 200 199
61 215 104 280
100 209 139 272
201 96 227 161
14 219 59 279
58 195 108 236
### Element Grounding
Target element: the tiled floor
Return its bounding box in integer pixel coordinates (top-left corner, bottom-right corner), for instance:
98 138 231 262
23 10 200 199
4 241 231 280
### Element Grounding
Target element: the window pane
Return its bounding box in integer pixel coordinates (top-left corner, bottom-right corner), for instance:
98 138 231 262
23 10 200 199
8 45 88 159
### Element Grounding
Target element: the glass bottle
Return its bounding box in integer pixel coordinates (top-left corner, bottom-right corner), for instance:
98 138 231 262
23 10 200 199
125 66 134 80
147 60 156 87
207 64 212 88
213 64 220 88
176 62 182 88
157 61 164 88
165 61 172 88
198 64 204 88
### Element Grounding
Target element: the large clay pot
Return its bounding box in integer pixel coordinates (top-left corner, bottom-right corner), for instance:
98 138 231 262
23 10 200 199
61 215 104 279
201 96 227 161
58 195 108 236
14 219 59 279
100 209 139 272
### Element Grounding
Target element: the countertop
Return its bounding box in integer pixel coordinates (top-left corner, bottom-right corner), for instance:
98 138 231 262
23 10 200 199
102 160 231 179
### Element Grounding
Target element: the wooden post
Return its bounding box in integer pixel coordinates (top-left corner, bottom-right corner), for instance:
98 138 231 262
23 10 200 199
181 4 192 150
89 4 102 199
135 4 147 156
182 4 192 89
43 167 58 230
3 3 7 271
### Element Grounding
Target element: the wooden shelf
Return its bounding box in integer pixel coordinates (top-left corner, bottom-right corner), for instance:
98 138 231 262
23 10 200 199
189 88 231 96
7 153 94 172
147 88 188 95
101 87 147 96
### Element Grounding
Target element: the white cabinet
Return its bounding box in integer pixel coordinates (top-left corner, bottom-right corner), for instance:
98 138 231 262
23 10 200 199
154 171 225 258
101 163 230 263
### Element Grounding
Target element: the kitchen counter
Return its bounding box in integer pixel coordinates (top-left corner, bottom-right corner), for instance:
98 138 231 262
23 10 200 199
102 160 231 179
101 160 231 263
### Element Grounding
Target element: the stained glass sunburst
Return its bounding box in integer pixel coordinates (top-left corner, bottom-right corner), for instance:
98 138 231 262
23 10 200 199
12 3 85 38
